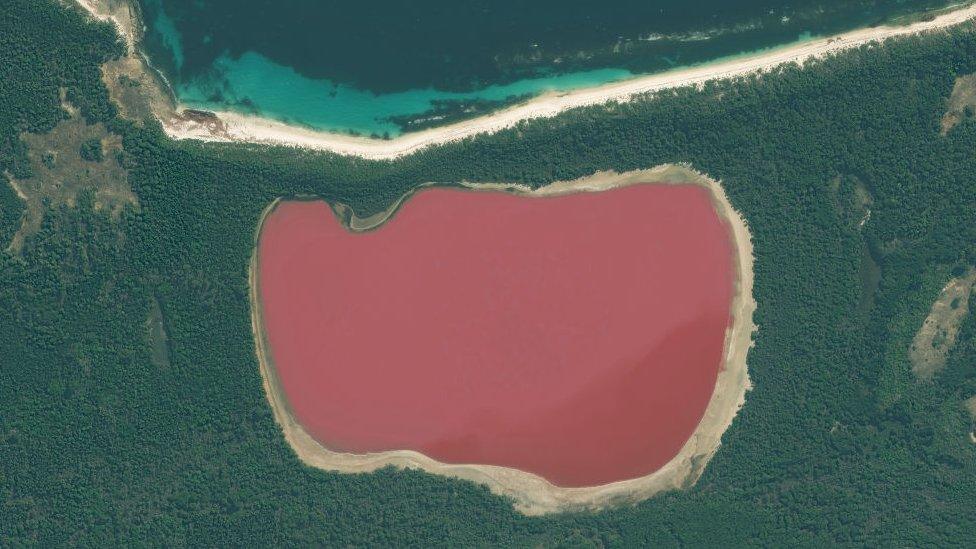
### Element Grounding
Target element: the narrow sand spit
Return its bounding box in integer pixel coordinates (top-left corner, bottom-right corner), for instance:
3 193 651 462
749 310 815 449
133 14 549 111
75 0 976 160
249 165 757 515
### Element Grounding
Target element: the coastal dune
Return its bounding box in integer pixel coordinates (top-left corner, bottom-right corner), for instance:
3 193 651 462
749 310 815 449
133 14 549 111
75 0 976 160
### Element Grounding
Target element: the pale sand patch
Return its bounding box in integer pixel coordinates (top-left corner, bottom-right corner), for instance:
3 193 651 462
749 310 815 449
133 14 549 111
941 72 976 134
249 165 757 515
965 396 976 443
910 268 976 378
74 0 976 160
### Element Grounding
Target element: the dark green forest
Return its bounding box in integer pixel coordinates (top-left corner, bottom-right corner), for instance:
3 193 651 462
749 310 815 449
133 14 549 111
2 0 976 545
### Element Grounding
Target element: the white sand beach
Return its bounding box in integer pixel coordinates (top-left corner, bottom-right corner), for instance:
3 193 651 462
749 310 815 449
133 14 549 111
77 1 976 160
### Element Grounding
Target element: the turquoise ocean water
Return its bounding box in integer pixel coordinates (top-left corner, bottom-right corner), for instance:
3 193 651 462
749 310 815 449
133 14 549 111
138 0 958 137
177 52 634 137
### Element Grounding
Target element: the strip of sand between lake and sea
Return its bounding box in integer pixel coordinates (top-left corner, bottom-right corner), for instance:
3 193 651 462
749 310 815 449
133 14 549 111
248 165 757 515
76 0 976 160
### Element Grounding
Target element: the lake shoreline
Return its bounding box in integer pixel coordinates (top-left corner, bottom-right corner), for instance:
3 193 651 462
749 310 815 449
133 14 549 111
249 165 757 515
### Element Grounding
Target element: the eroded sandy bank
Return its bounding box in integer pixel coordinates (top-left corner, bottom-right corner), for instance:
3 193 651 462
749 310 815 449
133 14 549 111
249 165 757 515
76 0 976 160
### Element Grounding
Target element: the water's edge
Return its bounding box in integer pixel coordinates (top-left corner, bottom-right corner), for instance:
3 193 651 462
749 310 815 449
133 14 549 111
139 0 962 136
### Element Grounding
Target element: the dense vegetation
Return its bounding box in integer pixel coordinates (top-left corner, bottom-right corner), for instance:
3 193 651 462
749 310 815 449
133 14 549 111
2 0 976 545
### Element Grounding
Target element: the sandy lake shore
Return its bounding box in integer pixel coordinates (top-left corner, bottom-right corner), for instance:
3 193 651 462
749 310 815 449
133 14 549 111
249 165 757 515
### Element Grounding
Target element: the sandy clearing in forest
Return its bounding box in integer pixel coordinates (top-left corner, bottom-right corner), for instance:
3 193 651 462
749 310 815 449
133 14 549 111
910 268 976 378
965 396 976 443
75 0 976 160
249 165 757 515
941 73 976 133
4 98 135 253
966 396 976 418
